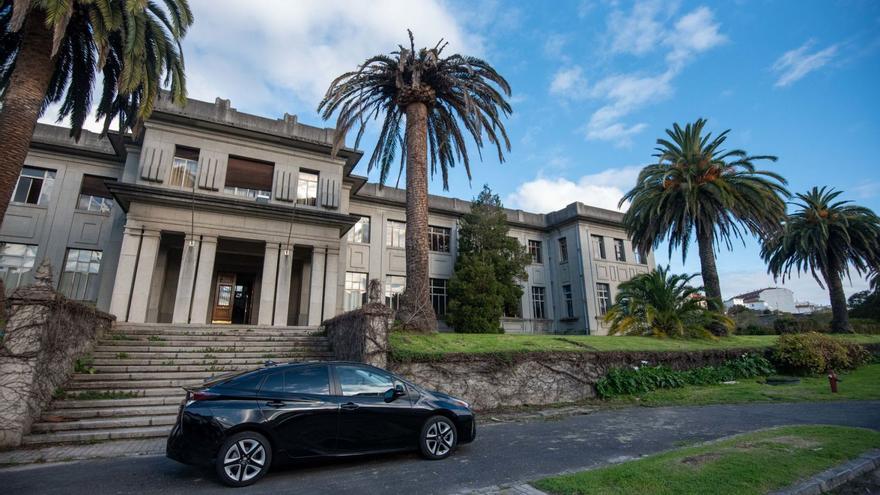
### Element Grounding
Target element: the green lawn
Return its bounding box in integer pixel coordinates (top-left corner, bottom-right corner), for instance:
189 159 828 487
606 363 880 407
533 425 880 495
389 332 880 361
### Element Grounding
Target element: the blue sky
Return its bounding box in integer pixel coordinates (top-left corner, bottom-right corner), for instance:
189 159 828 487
45 0 880 304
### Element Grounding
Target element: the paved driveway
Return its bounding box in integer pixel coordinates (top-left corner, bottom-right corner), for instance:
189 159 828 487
2 401 878 494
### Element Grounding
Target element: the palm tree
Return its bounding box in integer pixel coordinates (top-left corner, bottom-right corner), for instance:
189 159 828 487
0 0 192 222
621 119 789 311
604 266 732 338
762 187 880 333
319 31 512 332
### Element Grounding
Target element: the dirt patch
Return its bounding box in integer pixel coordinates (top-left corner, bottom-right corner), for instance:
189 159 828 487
738 435 821 450
679 452 724 467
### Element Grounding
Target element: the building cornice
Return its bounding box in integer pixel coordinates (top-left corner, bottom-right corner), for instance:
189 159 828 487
106 182 359 237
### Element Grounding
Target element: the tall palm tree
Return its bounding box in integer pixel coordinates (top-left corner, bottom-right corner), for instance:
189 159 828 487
319 31 512 332
0 0 192 222
762 187 880 333
604 266 733 338
621 119 789 311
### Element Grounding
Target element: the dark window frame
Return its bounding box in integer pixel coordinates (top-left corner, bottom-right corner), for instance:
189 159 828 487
528 240 542 264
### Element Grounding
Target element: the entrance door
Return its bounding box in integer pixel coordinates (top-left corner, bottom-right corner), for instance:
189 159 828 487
212 273 236 324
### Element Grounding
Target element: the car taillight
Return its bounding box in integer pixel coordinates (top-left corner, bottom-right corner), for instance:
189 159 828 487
190 391 219 401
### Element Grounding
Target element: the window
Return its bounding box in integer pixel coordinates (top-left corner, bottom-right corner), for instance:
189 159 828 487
261 366 330 395
224 156 274 200
531 286 546 319
336 365 395 397
596 283 611 315
347 216 371 244
385 275 406 310
429 226 451 253
430 278 448 317
12 166 55 205
77 175 116 213
528 240 542 264
591 235 606 260
344 272 368 311
169 146 199 188
296 170 319 206
614 238 626 262
635 248 647 265
558 237 569 263
0 243 38 291
504 301 522 318
58 249 102 301
562 284 574 319
386 220 406 248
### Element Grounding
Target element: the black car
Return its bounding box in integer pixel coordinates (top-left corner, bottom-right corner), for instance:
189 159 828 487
166 361 476 487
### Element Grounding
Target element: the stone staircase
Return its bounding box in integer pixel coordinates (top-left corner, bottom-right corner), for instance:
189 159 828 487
21 323 333 446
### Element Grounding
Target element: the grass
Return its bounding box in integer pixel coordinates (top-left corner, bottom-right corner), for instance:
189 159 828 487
389 332 880 361
533 425 880 495
606 363 880 407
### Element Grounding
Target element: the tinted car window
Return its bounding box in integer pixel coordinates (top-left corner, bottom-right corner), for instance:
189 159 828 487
260 367 330 395
336 365 394 397
285 367 330 395
223 371 265 391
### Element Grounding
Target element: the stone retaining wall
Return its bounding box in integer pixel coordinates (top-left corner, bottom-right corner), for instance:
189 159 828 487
323 300 391 369
0 264 114 448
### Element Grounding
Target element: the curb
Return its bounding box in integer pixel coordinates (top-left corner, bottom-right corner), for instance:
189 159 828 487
770 448 880 495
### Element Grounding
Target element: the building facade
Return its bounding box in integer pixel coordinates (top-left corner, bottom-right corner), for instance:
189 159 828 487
724 287 797 314
0 96 653 335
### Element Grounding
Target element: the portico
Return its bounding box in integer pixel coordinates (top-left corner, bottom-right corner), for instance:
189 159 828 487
106 182 356 327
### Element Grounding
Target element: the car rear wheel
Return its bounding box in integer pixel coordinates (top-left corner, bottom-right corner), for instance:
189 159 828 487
419 416 457 460
215 431 272 487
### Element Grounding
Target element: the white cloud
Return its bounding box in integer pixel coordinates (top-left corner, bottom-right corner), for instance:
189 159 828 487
549 66 587 97
543 33 571 60
505 166 642 213
554 2 725 146
772 40 839 87
179 0 481 115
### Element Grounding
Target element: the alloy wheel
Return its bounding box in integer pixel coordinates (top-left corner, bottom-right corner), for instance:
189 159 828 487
222 438 267 483
424 420 455 457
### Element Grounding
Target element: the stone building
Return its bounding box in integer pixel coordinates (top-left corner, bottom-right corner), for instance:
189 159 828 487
0 96 653 335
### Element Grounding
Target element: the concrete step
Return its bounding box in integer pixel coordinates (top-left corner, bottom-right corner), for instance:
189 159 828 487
48 396 185 409
100 334 329 343
65 378 206 390
73 370 246 381
114 327 322 337
31 414 177 433
87 363 305 373
91 350 329 359
45 404 180 420
93 342 331 351
95 339 331 348
89 356 322 366
60 386 186 398
112 323 320 332
22 425 172 445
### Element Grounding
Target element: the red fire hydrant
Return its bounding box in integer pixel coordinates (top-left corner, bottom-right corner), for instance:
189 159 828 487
828 370 838 393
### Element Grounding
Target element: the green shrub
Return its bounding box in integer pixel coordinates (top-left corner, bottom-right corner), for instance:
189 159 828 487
773 317 822 334
595 353 775 398
850 318 880 334
772 332 869 375
735 323 775 335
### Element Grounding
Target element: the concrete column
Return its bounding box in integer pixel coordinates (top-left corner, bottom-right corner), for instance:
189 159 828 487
188 236 217 324
172 235 199 323
258 243 280 325
125 230 161 323
322 248 340 320
307 248 326 326
273 246 294 326
108 226 143 320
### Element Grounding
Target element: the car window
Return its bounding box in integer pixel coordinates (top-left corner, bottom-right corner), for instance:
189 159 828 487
284 366 330 395
336 365 395 397
259 367 330 395
223 371 265 392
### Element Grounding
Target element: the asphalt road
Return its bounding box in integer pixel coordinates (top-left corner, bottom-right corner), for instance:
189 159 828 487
3 401 879 494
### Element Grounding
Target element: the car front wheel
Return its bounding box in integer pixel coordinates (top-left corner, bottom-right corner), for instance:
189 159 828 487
419 416 458 460
215 431 272 487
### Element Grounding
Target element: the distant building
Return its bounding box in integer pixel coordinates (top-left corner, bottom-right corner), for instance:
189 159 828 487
724 287 796 313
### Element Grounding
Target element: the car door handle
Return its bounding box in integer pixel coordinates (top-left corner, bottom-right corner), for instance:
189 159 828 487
266 400 286 407
340 402 359 411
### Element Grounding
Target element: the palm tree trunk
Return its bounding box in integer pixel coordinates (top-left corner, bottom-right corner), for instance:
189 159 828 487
696 223 727 336
399 101 436 332
0 12 56 225
821 265 852 333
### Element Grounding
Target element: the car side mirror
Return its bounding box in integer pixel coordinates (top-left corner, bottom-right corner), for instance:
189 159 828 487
383 384 406 403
